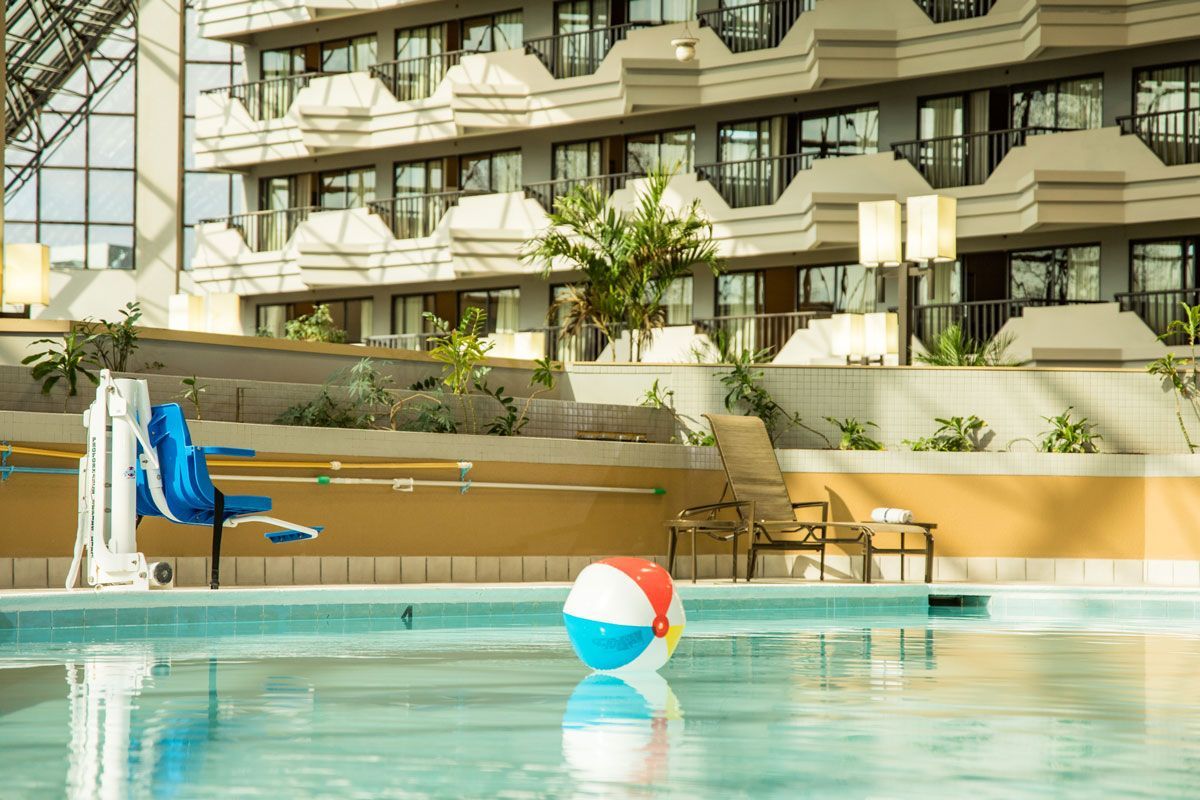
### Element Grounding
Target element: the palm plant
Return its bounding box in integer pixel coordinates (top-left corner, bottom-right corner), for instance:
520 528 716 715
22 328 100 407
522 166 723 362
916 324 1019 367
1147 302 1200 453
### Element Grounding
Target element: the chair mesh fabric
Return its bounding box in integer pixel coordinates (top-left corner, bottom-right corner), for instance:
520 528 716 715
705 414 796 522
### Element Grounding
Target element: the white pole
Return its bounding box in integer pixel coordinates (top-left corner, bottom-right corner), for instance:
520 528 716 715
109 379 141 556
209 474 665 496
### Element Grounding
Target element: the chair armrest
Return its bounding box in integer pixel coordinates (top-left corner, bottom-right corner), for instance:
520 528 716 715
792 500 828 521
675 500 753 520
198 446 256 458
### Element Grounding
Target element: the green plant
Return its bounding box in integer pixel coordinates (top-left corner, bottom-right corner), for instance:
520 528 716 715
284 304 347 343
905 415 991 452
82 301 142 371
640 379 675 409
276 387 360 429
255 326 275 338
180 376 208 420
141 360 166 372
721 347 830 446
523 166 724 362
398 390 458 434
825 417 884 451
1039 407 1101 453
425 308 494 433
1147 302 1200 453
915 324 1019 367
684 430 716 447
479 381 522 436
276 358 393 430
22 329 100 406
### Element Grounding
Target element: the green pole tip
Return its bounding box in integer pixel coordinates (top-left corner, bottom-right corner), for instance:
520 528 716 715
653 487 667 495
316 475 331 485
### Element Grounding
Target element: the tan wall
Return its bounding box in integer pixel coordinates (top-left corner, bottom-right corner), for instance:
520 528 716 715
5 449 1199 561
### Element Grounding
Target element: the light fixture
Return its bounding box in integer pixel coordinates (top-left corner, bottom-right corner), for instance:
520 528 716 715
830 313 865 360
1 243 51 306
169 293 206 332
864 312 898 358
906 194 957 263
205 293 242 335
857 200 903 267
671 19 698 63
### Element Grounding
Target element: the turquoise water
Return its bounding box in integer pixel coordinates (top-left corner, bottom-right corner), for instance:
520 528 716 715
2 611 1200 798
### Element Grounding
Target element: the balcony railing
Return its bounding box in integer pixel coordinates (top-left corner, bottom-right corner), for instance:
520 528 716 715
1116 288 1200 343
912 297 1095 346
524 172 642 212
368 191 474 240
205 72 326 122
892 126 1069 189
202 206 321 252
1117 109 1200 167
694 311 827 357
365 332 438 351
696 152 824 208
697 0 813 53
912 0 998 22
524 23 650 79
370 51 464 102
526 325 609 362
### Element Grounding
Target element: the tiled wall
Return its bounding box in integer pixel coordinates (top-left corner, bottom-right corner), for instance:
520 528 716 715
564 363 1185 454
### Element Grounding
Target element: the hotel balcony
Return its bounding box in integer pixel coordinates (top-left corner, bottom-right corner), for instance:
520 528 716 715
191 0 1200 171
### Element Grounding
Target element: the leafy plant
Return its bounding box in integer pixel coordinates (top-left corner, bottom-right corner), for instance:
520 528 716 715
81 301 142 371
180 376 208 420
1039 408 1101 453
284 304 347 344
640 379 675 409
22 329 100 406
721 347 830 446
684 430 716 447
905 415 991 452
825 418 884 451
479 381 522 436
425 308 493 433
916 324 1019 367
398 390 458 434
523 165 724 362
1147 302 1200 453
276 358 392 429
276 387 361 429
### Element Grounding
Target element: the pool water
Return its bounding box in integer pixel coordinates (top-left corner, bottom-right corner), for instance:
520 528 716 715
2 611 1200 799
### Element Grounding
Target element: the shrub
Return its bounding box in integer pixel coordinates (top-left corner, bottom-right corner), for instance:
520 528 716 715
1039 408 1101 453
284 304 347 343
825 417 884 451
82 301 142 371
905 415 991 452
22 328 99 406
916 324 1018 367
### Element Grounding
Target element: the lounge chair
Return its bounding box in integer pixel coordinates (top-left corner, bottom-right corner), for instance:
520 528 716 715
665 414 935 583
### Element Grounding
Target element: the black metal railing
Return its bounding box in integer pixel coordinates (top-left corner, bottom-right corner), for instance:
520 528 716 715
697 0 813 53
368 191 472 240
523 172 642 211
892 126 1069 189
365 332 438 351
694 311 827 357
371 51 464 102
1116 289 1200 343
526 325 609 362
525 23 650 79
205 72 327 121
912 297 1094 345
912 0 998 22
1118 109 1200 167
202 206 322 252
696 152 821 208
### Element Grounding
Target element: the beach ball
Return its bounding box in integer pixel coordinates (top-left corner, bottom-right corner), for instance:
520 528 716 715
562 557 685 672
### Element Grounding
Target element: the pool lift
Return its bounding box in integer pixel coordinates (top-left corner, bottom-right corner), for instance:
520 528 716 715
66 370 320 591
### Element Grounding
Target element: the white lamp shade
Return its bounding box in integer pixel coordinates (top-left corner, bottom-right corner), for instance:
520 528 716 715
905 194 957 263
205 293 243 335
858 200 903 266
864 312 898 357
169 294 206 332
830 313 866 358
2 243 51 305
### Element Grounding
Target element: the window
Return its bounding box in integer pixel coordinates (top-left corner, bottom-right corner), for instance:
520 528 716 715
261 46 305 80
914 261 963 306
718 117 785 163
716 271 764 317
320 35 377 73
317 166 376 209
392 293 436 334
1008 245 1100 302
1131 236 1199 292
660 276 693 325
797 105 879 160
394 159 446 195
627 0 696 23
1011 75 1103 130
459 287 520 333
256 297 374 342
1134 62 1200 116
625 128 694 174
797 265 878 313
461 149 523 193
553 139 605 180
462 10 524 52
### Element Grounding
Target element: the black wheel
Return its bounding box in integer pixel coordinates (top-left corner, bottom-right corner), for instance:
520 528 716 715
152 561 173 586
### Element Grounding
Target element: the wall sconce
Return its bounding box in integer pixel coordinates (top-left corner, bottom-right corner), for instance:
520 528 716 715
857 200 903 266
906 194 957 263
169 293 206 332
864 312 898 359
205 293 242 335
1 243 51 306
830 313 865 361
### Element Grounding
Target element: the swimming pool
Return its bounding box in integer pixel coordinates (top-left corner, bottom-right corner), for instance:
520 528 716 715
2 589 1199 799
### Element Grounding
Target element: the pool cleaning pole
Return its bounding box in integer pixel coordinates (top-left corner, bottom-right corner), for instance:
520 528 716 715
209 474 666 496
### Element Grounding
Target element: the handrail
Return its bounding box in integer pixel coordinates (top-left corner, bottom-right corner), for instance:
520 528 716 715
695 151 822 208
697 0 813 53
367 190 475 239
200 206 324 252
892 126 1072 188
693 310 828 356
203 72 328 121
1117 109 1200 167
911 297 1096 344
524 22 652 79
1116 288 1200 341
911 0 998 22
523 172 643 211
364 332 438 351
523 325 608 362
370 51 465 102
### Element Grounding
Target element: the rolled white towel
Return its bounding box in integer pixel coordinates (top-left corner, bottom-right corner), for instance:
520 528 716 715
871 507 913 524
